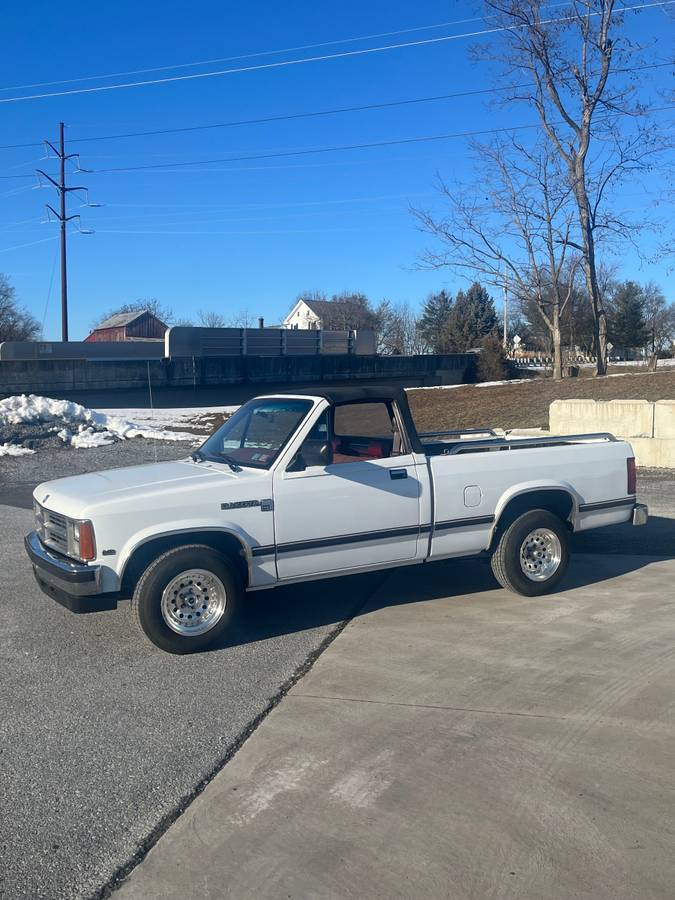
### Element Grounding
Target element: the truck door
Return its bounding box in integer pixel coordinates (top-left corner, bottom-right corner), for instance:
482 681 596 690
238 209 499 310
273 401 421 579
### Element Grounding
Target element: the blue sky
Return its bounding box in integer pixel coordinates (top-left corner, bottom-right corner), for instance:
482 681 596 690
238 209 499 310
0 0 672 339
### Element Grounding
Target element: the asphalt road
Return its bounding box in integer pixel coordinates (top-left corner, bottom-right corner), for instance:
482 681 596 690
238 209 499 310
0 444 673 899
0 497 385 900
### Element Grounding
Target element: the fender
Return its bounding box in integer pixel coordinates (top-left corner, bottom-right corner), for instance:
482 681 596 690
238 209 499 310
490 479 582 539
116 519 260 590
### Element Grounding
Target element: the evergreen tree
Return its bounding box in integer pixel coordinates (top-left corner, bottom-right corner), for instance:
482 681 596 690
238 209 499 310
609 281 649 353
477 333 510 382
418 290 454 353
446 282 498 351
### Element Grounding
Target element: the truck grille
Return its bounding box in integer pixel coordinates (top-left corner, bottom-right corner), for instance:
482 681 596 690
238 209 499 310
43 509 69 553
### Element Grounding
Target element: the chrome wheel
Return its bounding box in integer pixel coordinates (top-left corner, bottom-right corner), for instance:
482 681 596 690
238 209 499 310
160 569 227 636
519 528 562 582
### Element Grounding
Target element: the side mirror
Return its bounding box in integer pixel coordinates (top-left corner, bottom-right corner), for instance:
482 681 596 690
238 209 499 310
318 443 333 465
287 452 306 472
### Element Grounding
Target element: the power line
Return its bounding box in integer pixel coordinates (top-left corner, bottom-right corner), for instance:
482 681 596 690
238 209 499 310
0 235 58 253
86 106 675 176
0 62 669 154
41 241 59 331
0 5 572 96
1 103 670 181
0 0 671 105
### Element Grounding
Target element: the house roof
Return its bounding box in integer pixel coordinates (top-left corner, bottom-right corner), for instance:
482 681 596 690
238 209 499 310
95 310 155 329
300 299 334 318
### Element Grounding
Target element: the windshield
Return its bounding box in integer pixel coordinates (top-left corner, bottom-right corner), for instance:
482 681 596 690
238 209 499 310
199 398 312 469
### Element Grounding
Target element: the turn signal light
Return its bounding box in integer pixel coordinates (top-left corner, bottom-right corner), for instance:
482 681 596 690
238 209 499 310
627 457 636 495
77 520 97 561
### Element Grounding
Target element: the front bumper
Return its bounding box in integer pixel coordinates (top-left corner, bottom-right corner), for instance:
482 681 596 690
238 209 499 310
632 503 649 526
24 531 117 613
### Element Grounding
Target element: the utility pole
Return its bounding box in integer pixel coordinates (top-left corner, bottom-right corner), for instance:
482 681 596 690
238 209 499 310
58 123 68 341
37 123 94 342
502 284 508 347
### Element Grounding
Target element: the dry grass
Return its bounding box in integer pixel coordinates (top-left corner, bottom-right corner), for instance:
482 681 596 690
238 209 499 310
407 369 675 432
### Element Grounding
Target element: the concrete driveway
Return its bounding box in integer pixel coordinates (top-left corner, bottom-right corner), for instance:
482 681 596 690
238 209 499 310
117 552 675 900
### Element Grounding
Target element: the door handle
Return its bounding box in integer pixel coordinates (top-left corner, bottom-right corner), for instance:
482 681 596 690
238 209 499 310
390 468 408 480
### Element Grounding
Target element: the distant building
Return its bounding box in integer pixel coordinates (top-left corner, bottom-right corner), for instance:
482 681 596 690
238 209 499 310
84 310 167 343
283 298 335 330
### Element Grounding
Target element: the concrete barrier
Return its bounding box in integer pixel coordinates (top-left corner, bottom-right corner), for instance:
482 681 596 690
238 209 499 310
550 399 675 468
550 399 654 438
654 400 675 440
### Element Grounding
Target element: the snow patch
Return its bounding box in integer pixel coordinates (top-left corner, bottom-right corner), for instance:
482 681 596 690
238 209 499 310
407 378 531 392
98 406 238 429
475 378 531 388
0 394 202 454
0 442 35 457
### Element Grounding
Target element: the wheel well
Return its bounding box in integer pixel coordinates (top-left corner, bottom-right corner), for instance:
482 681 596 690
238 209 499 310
121 531 249 597
491 490 575 549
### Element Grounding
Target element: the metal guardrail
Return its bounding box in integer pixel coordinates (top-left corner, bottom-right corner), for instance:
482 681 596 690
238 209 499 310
445 432 618 455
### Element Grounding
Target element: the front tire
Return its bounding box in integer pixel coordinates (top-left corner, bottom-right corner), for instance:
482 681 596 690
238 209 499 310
490 509 570 597
131 545 242 653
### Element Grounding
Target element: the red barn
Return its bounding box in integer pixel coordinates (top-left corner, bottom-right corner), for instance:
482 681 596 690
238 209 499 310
84 310 167 343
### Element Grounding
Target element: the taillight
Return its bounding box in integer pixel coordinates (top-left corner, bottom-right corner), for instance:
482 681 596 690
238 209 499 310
627 457 636 495
76 520 97 561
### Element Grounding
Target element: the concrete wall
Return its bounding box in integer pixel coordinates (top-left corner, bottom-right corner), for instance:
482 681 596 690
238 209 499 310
0 352 476 397
550 399 675 468
0 340 165 361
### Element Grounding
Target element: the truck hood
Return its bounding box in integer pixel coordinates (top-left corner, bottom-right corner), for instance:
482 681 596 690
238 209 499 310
34 458 255 519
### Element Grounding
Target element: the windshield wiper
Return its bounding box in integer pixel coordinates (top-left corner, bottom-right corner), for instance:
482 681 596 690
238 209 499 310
191 447 241 472
220 452 242 472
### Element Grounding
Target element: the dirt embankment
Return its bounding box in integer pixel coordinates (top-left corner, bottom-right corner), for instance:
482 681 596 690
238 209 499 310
407 369 675 432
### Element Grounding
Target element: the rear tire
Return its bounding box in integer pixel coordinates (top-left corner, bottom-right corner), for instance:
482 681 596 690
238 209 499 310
491 509 569 597
131 544 242 654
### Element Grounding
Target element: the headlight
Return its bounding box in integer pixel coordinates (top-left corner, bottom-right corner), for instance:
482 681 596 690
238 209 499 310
33 500 46 541
68 519 97 562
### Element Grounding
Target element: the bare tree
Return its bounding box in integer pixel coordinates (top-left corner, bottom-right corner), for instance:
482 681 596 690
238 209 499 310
0 274 40 342
198 310 227 328
478 0 670 375
643 281 675 355
228 309 254 328
376 300 427 355
417 139 579 379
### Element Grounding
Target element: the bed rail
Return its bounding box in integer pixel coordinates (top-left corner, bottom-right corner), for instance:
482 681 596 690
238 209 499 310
442 432 618 455
419 427 498 439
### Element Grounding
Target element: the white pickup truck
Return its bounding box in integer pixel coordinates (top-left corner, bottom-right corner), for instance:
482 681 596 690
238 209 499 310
26 386 647 653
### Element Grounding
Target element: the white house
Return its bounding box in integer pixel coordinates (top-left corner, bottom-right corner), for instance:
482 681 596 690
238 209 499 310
283 298 334 330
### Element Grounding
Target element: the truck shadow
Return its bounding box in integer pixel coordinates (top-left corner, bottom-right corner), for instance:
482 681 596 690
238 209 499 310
215 520 673 652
